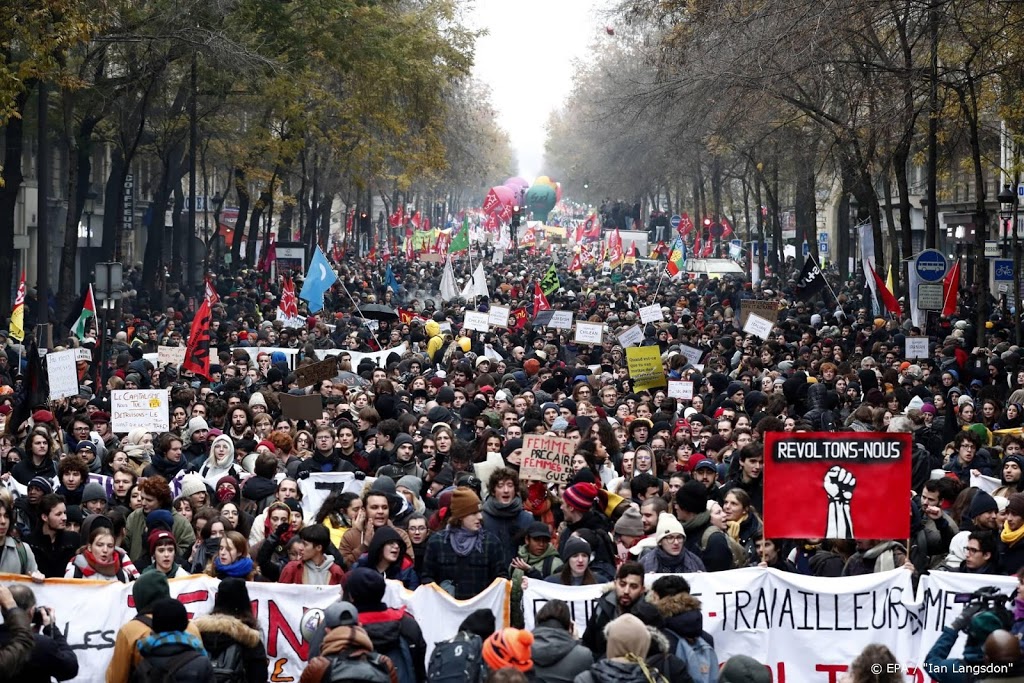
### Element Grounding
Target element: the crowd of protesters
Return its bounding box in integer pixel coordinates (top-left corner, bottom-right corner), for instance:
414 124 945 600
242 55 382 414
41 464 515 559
0 230 1023 682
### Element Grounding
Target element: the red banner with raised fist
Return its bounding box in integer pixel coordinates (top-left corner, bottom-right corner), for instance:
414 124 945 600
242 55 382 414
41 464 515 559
762 432 911 541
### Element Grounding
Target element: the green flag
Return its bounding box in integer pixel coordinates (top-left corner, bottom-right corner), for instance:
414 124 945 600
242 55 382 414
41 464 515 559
450 217 469 253
540 263 560 295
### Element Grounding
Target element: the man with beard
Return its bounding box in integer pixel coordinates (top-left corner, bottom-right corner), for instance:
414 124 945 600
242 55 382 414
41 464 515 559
581 561 646 656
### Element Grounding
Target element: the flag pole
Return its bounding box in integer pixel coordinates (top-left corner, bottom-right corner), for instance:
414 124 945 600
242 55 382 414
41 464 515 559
339 281 384 352
941 258 960 314
812 253 842 306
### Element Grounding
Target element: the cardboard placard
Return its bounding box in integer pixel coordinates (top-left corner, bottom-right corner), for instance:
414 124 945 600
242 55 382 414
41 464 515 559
574 321 604 346
47 349 79 400
279 393 325 421
295 357 339 389
667 380 694 401
74 348 93 362
548 311 574 329
111 390 170 433
639 304 664 324
519 434 574 484
905 337 929 360
157 345 187 367
739 299 782 327
487 305 511 328
679 344 704 367
420 253 445 263
616 324 645 348
463 311 491 332
743 312 774 340
626 345 666 390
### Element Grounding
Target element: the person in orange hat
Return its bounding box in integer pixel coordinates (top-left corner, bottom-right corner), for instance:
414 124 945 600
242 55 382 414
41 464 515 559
482 627 534 675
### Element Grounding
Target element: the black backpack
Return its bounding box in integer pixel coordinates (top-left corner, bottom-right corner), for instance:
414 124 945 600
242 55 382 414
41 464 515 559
426 631 485 683
131 651 204 683
210 642 245 683
324 650 393 683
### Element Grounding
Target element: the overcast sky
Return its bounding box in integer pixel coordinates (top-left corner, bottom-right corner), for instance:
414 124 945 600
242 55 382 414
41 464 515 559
465 1 608 183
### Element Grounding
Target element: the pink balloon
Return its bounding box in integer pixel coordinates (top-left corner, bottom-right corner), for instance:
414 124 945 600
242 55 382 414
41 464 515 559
504 177 529 190
555 182 562 204
482 185 516 215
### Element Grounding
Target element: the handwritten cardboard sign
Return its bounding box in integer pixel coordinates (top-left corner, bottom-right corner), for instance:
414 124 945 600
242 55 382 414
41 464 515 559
519 434 575 484
157 345 187 367
111 390 169 432
295 358 339 389
574 322 604 346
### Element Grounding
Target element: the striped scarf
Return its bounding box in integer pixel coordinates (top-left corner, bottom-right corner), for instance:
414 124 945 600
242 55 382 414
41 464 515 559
137 631 208 657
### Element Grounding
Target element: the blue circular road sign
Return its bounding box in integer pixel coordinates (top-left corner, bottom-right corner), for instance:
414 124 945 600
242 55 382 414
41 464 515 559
915 249 948 283
670 215 681 229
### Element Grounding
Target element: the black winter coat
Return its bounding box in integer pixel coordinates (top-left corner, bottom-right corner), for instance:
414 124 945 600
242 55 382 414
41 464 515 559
192 614 269 683
0 624 78 683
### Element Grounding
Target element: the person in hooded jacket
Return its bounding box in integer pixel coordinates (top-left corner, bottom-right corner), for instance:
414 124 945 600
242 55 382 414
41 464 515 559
482 467 535 569
192 578 269 683
351 525 419 589
346 568 426 683
574 613 666 683
240 454 280 517
198 435 245 489
375 434 428 481
134 598 213 683
531 599 594 683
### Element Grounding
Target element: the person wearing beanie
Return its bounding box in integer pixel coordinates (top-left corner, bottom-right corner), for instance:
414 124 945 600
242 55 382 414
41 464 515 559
80 481 109 515
637 513 705 574
577 614 665 683
344 567 427 682
181 416 211 467
482 467 536 570
135 598 213 682
719 655 771 683
198 434 243 490
482 628 534 675
192 578 269 683
144 529 189 579
375 432 429 482
613 506 646 565
106 571 203 683
179 473 210 510
674 481 734 572
123 475 196 566
422 486 505 599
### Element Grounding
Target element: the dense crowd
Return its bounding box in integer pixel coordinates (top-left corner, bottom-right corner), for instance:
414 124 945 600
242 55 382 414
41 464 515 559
0 240 1022 682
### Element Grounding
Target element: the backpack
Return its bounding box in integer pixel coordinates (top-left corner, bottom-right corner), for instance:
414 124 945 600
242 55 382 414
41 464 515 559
209 642 245 683
324 651 392 683
675 634 719 683
426 632 485 683
701 526 748 569
131 650 204 683
380 636 416 683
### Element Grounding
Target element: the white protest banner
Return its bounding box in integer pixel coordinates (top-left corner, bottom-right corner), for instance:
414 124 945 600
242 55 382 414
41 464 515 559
157 345 187 366
111 389 169 432
616 324 644 348
906 337 929 360
315 342 409 368
970 472 1001 495
519 434 575 484
548 311 574 329
74 347 93 362
46 349 79 400
298 472 374 522
463 310 491 332
639 303 664 323
742 312 774 340
9 572 510 683
488 304 511 328
679 344 704 366
574 321 604 345
667 379 694 401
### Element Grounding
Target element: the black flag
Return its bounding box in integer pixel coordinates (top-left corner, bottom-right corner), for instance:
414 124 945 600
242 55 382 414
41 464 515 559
794 256 828 303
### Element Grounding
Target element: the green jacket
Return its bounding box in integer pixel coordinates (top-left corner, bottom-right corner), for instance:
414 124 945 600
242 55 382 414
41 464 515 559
510 543 563 628
124 508 195 565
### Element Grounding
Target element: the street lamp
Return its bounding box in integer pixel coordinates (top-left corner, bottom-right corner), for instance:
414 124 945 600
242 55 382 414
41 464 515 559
998 183 1021 344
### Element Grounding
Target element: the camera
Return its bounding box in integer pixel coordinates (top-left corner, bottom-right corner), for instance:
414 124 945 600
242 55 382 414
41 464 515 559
953 586 1013 607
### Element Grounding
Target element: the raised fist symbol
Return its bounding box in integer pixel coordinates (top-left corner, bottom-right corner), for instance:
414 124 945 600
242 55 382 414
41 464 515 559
824 465 856 539
824 466 856 503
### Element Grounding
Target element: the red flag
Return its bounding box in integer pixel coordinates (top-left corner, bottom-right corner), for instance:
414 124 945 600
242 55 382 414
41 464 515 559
398 308 415 324
279 276 298 318
411 211 421 229
583 215 600 239
569 252 583 272
533 281 550 312
700 234 714 257
608 228 623 268
204 277 219 305
679 213 694 237
367 247 377 262
332 242 343 262
345 211 354 234
510 307 528 330
942 258 961 317
720 217 734 239
869 264 901 315
182 297 213 379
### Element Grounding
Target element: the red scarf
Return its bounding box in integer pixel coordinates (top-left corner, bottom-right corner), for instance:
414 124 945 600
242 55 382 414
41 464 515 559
83 548 123 577
264 513 295 547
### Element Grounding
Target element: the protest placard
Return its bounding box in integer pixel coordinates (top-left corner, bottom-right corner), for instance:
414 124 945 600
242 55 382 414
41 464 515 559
463 311 490 332
667 380 694 401
295 358 338 389
639 304 664 324
487 305 510 328
111 390 170 432
157 345 187 366
679 344 704 366
279 393 324 421
626 346 666 390
905 337 929 360
739 299 782 327
616 324 644 348
743 312 774 340
574 322 604 345
47 349 79 400
74 348 93 362
519 434 574 484
547 311 573 329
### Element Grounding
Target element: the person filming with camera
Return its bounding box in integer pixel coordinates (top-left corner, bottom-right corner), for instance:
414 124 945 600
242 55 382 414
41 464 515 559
925 587 1013 683
0 584 78 683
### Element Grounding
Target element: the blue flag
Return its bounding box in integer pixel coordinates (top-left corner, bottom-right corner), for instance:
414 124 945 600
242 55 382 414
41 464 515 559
385 263 400 295
299 246 338 313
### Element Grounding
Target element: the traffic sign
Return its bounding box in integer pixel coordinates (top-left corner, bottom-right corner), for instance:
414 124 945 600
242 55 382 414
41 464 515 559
1018 185 1024 198
985 241 1001 258
993 259 1014 282
670 215 681 229
801 241 809 256
819 232 829 255
914 249 948 283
